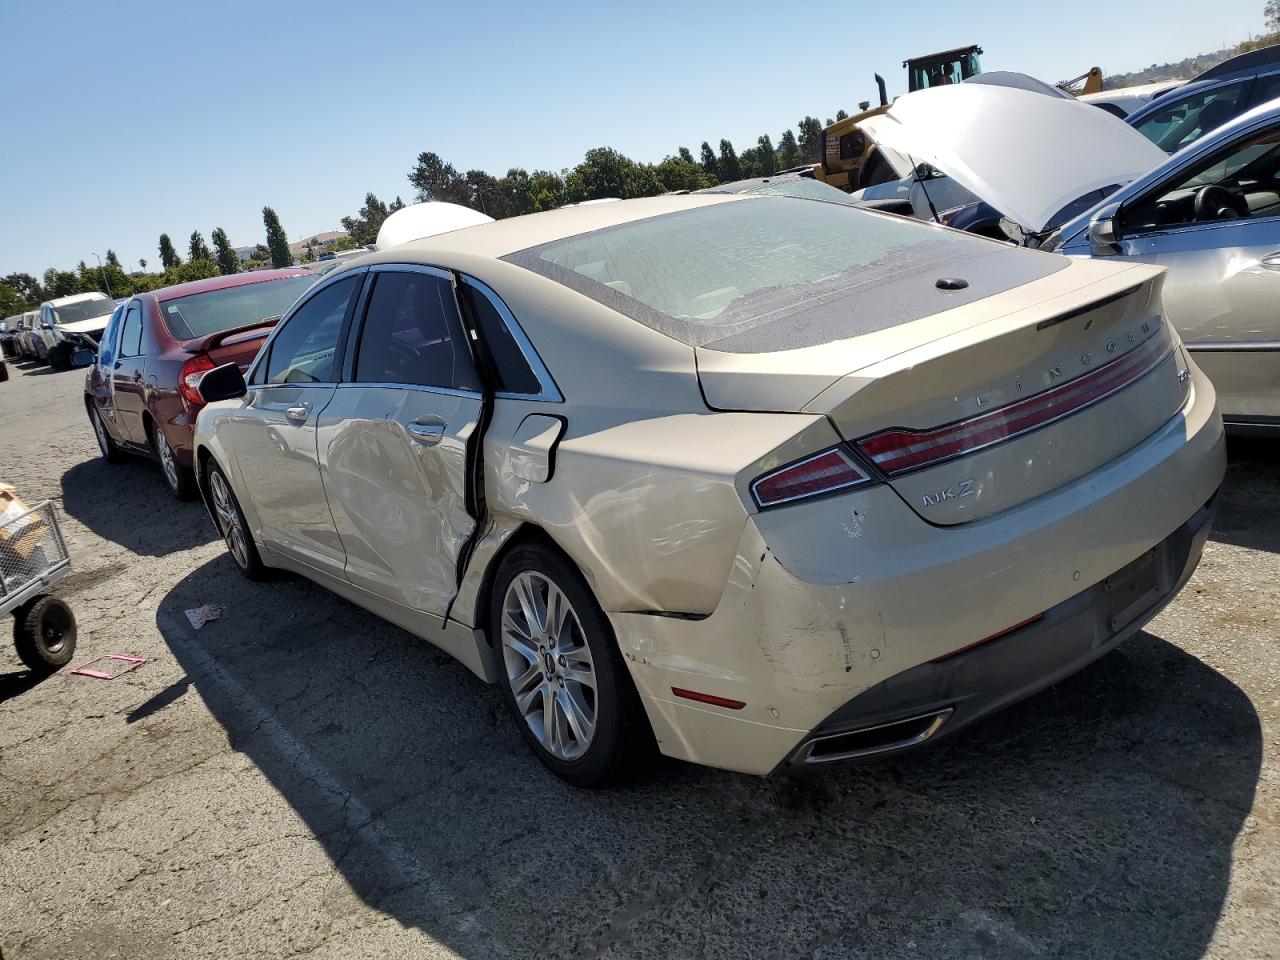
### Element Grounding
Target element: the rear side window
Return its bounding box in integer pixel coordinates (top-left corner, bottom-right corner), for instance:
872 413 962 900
160 274 316 340
464 282 541 395
98 305 124 366
266 276 358 384
354 271 479 391
1134 79 1252 152
119 304 143 358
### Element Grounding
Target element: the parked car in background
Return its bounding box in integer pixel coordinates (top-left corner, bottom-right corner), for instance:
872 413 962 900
37 292 116 369
1080 80 1184 119
856 78 1280 434
15 311 42 361
695 174 858 204
1126 45 1280 152
85 268 317 499
192 194 1223 785
0 317 16 358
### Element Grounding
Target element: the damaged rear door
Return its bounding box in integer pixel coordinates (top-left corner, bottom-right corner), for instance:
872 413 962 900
317 265 483 615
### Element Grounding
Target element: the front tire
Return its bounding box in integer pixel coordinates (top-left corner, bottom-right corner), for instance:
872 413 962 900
14 596 77 673
152 424 197 500
89 405 124 464
491 543 654 786
206 462 266 580
47 344 70 371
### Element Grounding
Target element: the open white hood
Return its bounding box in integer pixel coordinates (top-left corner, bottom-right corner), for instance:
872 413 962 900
864 81 1166 232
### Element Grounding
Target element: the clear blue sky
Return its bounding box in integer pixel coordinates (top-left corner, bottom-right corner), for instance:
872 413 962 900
0 0 1267 277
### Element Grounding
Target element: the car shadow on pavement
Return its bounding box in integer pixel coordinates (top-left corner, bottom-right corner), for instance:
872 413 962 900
155 556 1261 960
60 459 217 557
1212 437 1280 553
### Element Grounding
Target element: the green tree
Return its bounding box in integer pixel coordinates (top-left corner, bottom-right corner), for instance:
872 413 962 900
717 139 742 182
498 169 534 218
654 154 713 192
699 141 718 180
677 146 695 164
465 170 507 217
138 258 147 272
564 147 663 203
0 283 23 316
340 192 392 245
43 268 79 297
2 273 44 305
105 249 121 270
836 109 849 121
527 170 565 211
756 135 777 175
407 151 473 205
777 129 799 169
1268 0 1280 31
797 116 824 163
262 206 291 268
211 227 239 275
389 195 405 212
189 230 211 262
158 233 181 269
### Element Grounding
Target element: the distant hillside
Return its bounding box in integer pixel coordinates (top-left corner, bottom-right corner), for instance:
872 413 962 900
1102 37 1279 89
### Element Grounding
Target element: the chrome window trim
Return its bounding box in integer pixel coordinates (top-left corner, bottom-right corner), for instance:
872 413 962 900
368 262 452 280
246 266 368 386
459 274 563 402
1185 339 1280 352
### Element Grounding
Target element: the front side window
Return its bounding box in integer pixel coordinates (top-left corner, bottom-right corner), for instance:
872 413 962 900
265 276 358 385
118 304 143 358
353 271 479 391
1133 80 1252 153
1124 124 1280 232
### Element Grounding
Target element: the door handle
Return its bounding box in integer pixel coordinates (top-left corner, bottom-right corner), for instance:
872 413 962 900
407 420 446 446
284 401 312 423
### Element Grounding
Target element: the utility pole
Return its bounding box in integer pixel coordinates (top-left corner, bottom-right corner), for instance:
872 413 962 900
91 252 113 299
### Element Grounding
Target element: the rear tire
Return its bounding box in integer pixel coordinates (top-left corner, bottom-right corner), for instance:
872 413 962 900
89 405 124 464
491 542 655 787
206 462 266 580
14 596 77 673
151 424 197 500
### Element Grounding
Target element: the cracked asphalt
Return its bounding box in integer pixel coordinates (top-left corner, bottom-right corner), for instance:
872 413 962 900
0 357 1277 960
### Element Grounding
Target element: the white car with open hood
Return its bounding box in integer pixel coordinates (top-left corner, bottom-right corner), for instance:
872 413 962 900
861 78 1280 434
38 292 117 370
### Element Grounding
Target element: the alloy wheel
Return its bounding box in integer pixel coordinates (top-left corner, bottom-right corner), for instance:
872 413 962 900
209 470 250 570
501 571 598 761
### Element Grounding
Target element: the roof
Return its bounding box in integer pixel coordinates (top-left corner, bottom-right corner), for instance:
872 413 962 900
386 193 738 261
904 45 981 66
1195 44 1280 83
150 268 312 303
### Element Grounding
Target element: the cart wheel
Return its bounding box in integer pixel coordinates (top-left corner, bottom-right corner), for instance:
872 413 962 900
14 596 77 673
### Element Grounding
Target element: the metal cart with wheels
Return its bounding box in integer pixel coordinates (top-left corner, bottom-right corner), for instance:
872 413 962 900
0 499 77 672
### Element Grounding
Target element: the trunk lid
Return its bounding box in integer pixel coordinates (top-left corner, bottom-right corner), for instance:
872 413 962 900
182 318 280 370
699 259 1190 524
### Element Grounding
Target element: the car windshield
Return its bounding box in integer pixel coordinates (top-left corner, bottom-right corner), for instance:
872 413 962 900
51 297 114 324
159 274 317 340
506 197 1002 347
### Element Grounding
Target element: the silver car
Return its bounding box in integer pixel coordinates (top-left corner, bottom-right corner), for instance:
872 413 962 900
191 195 1224 785
859 80 1280 434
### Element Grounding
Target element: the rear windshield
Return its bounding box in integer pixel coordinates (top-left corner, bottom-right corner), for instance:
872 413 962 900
51 297 114 324
160 275 317 341
505 197 1011 348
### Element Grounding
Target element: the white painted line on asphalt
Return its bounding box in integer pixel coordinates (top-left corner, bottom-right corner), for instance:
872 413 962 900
156 610 485 957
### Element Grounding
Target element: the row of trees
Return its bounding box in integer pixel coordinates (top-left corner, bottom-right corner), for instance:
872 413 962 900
403 113 845 219
1 207 296 315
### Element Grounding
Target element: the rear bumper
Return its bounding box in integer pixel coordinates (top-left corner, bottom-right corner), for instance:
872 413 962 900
783 492 1215 769
612 362 1226 776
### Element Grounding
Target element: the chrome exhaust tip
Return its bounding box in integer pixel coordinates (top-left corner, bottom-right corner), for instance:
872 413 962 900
797 708 954 764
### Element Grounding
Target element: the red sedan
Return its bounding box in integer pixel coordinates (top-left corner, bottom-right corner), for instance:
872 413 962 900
84 269 318 498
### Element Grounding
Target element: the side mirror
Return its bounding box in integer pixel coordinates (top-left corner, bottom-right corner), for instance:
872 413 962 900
1087 202 1122 254
197 362 248 404
40 320 53 329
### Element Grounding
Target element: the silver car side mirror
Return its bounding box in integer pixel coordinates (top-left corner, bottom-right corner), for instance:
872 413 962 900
1087 203 1122 254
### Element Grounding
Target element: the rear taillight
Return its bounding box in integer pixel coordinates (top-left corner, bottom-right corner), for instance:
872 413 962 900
751 447 872 509
856 325 1173 477
178 353 216 409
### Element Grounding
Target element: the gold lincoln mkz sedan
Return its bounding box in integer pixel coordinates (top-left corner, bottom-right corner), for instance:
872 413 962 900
190 194 1226 785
